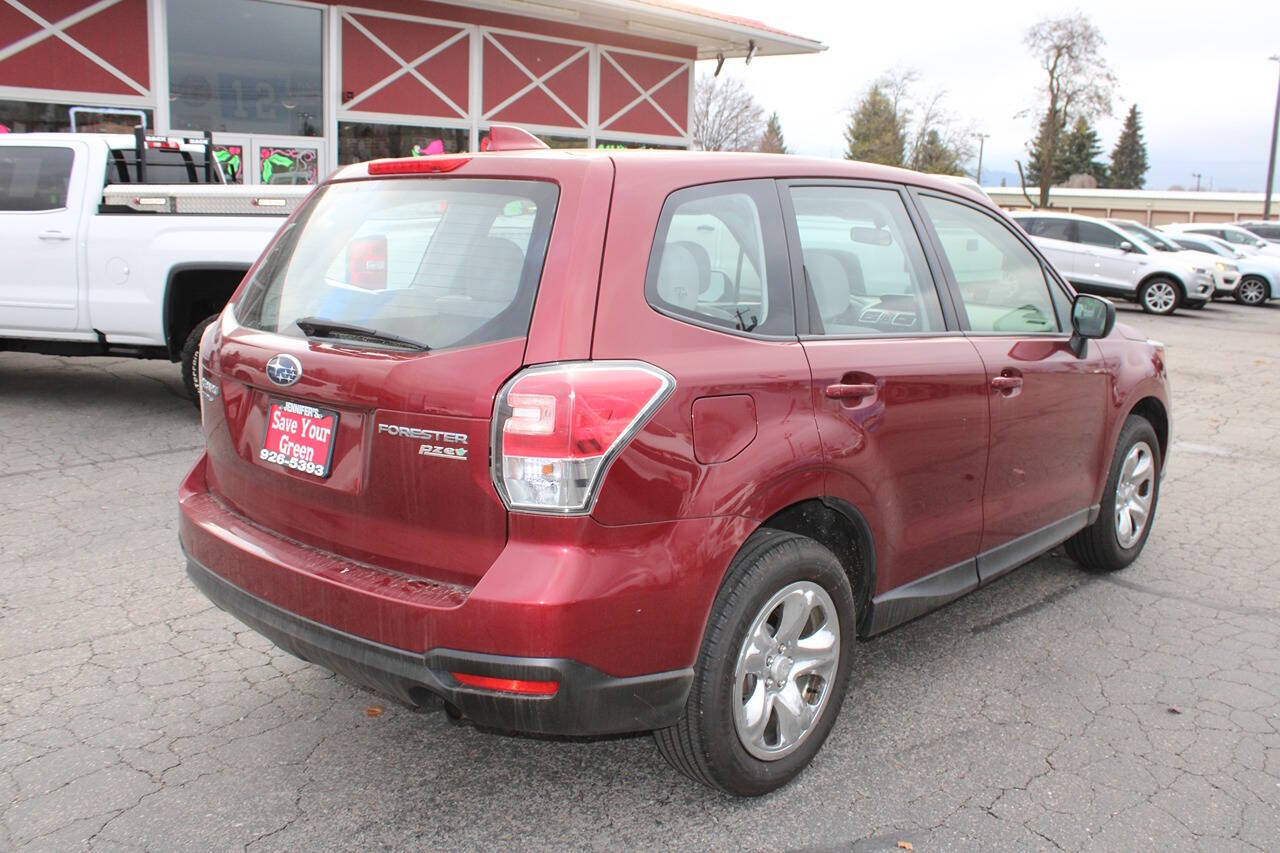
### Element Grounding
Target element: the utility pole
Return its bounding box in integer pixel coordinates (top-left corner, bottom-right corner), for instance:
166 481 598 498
1265 55 1280 220
974 132 990 184
1192 172 1202 192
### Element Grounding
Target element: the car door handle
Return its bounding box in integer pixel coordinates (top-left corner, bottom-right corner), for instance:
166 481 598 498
38 230 72 241
990 376 1023 391
825 383 877 400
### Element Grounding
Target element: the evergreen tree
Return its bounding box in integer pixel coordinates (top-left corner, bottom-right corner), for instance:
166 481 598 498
1109 104 1150 189
1025 112 1067 188
844 84 906 166
1058 116 1108 185
759 112 788 153
911 129 964 175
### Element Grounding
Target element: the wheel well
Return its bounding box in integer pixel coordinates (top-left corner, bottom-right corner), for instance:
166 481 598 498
1139 273 1185 300
760 498 875 635
163 266 249 360
1128 396 1169 462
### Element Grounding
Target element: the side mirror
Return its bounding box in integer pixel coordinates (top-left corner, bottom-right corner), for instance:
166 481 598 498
1069 294 1115 357
1119 240 1136 253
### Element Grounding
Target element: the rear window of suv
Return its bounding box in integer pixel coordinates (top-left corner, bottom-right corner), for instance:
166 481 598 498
235 178 558 351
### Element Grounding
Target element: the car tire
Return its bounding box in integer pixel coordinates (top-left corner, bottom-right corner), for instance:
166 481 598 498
1138 277 1180 315
654 529 857 796
180 315 218 408
1065 415 1161 573
1234 276 1269 306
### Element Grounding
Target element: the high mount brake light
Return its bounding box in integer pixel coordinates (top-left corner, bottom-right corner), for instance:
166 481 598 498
491 362 675 514
367 157 471 175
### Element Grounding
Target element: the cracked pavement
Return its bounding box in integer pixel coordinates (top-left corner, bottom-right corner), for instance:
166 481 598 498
2 301 1279 851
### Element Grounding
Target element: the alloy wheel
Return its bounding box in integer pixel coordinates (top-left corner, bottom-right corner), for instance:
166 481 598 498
1143 281 1177 313
732 581 840 761
1238 278 1267 305
1115 441 1155 549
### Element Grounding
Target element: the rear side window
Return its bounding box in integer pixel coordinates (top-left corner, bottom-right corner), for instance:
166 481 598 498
920 194 1060 334
236 178 558 351
789 184 945 336
1023 217 1075 242
0 146 73 211
645 180 793 335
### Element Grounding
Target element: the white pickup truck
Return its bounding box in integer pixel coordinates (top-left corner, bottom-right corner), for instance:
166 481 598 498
0 131 310 402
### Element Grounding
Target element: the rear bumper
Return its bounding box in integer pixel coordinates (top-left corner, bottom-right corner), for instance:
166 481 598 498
187 554 691 735
178 454 749 735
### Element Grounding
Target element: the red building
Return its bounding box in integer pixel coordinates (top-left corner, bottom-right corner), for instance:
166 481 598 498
0 0 820 184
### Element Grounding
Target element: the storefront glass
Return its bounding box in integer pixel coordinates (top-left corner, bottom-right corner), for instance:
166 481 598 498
338 123 468 164
167 0 323 136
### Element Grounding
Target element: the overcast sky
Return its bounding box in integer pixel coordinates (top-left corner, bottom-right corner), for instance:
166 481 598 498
692 0 1280 192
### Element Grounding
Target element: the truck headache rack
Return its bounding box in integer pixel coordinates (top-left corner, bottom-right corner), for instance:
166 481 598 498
117 126 223 185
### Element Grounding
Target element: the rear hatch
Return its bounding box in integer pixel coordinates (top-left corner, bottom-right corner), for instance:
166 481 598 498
203 158 600 587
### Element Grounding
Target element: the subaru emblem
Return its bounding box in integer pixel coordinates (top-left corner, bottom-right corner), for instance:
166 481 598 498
265 353 302 386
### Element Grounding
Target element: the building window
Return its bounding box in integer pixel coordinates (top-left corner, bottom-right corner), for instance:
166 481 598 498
0 101 153 134
167 0 323 137
595 138 687 150
338 123 469 165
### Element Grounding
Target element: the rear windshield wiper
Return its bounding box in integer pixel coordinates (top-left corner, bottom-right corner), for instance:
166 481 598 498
294 317 430 352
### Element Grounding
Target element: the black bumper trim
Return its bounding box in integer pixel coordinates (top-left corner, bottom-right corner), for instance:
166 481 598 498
186 554 692 736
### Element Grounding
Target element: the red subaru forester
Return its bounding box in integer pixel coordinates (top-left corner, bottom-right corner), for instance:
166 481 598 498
181 127 1170 795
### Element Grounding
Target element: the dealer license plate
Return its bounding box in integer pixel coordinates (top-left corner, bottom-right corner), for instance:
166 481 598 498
259 399 339 478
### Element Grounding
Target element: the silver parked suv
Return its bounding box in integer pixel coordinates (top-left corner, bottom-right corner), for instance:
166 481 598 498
1013 212 1214 315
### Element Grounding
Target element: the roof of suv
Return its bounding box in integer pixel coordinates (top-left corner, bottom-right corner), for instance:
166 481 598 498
1010 210 1112 223
332 149 993 206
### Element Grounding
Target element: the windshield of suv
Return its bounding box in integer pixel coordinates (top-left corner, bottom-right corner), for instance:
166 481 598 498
235 178 558 351
1116 222 1179 252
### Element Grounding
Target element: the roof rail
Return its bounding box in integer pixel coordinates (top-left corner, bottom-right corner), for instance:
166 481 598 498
480 125 549 152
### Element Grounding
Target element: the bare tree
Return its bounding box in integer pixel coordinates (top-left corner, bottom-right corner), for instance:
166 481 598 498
1024 13 1116 206
692 74 766 152
909 88 975 175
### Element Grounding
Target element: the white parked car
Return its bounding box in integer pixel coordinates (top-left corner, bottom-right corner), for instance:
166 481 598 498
1107 219 1238 298
1011 211 1215 315
1159 222 1280 258
0 131 310 402
1167 233 1280 306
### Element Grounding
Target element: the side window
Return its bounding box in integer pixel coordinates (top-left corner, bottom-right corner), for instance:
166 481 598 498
646 181 792 335
1222 229 1254 246
1076 220 1127 249
919 194 1061 335
789 185 944 336
0 146 74 211
1036 218 1076 242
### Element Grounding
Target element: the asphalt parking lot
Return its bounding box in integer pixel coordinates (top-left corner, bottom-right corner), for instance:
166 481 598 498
2 301 1279 851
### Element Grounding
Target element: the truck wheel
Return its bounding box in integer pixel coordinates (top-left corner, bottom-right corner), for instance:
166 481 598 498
180 315 217 408
1138 278 1179 315
1065 416 1161 572
654 529 856 796
1234 276 1268 306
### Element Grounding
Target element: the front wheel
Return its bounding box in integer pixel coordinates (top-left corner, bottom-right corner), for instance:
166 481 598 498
654 530 856 796
1065 416 1161 572
1234 276 1269 306
1138 278 1180 315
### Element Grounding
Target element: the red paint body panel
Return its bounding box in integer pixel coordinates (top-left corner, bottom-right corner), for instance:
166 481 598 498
180 148 1173 724
801 337 989 596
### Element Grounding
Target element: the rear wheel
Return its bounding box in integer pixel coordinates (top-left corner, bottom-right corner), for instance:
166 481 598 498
1138 278 1180 315
180 315 217 408
1065 416 1161 572
1235 276 1269 306
654 529 856 796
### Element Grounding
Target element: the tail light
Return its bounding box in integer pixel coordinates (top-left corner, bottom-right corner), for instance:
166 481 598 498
346 235 387 290
491 361 675 514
